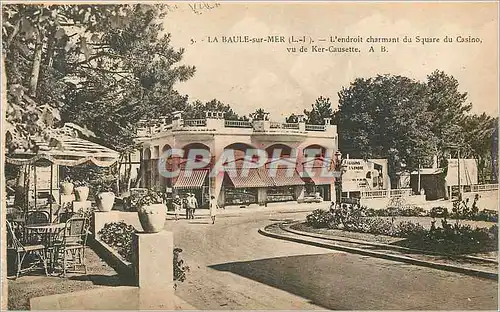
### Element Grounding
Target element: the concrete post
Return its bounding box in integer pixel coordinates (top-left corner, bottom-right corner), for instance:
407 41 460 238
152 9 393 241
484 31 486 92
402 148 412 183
295 185 305 202
133 231 174 290
257 188 267 205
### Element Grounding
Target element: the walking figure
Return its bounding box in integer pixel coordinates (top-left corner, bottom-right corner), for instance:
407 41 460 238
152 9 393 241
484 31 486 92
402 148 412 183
209 195 218 224
183 196 189 219
172 195 182 221
187 193 198 220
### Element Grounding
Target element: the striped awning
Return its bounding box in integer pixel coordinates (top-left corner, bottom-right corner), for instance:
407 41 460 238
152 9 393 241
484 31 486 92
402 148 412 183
302 167 335 185
173 169 208 189
270 168 305 186
5 125 119 167
225 168 269 188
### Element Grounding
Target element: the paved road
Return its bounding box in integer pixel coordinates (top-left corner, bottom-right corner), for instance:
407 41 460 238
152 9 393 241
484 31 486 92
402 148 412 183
164 208 498 310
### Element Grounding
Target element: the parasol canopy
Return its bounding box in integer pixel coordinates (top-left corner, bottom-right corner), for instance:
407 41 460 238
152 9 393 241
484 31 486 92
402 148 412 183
6 125 119 167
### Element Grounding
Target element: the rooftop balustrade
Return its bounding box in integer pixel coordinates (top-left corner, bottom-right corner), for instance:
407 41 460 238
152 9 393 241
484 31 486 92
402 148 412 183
136 115 336 139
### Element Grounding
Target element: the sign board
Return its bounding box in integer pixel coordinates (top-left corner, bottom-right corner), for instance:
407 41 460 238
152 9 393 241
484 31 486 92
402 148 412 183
342 159 370 192
341 159 388 192
445 159 478 186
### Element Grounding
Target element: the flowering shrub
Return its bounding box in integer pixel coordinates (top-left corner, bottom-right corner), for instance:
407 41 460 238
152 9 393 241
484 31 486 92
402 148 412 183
306 209 335 228
365 218 396 236
395 221 426 238
305 207 498 252
173 247 190 288
98 221 136 262
365 206 426 217
98 221 190 285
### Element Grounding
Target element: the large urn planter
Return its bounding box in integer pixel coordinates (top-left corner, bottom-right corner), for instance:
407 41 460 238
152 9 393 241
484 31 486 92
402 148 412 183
96 192 115 212
75 186 90 202
138 203 166 233
61 182 74 195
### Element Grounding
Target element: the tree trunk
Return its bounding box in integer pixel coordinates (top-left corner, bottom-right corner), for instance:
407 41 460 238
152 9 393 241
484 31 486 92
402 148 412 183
29 30 43 97
45 26 56 68
126 154 133 192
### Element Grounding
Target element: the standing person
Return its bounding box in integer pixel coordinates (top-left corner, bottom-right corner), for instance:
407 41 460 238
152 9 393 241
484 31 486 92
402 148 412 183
209 195 218 224
183 195 189 219
172 195 182 221
187 193 198 220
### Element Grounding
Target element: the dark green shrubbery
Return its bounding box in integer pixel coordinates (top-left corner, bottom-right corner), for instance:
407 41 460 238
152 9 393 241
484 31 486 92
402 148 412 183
98 221 136 262
365 206 427 217
306 209 336 228
305 204 498 253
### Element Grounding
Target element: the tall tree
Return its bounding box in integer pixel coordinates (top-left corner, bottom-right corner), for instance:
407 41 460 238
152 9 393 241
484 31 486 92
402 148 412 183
462 114 498 183
304 96 333 125
3 4 195 152
249 108 269 121
337 75 436 186
426 70 472 153
182 99 241 120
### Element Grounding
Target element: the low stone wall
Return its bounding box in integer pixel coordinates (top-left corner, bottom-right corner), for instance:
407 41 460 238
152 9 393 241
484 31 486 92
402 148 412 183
89 236 135 282
90 211 173 291
93 211 143 234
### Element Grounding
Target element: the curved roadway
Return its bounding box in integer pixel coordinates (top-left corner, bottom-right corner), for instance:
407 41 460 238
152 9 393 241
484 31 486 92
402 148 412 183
164 208 497 310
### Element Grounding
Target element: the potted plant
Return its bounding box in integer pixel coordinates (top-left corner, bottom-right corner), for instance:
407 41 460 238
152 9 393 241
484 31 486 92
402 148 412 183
94 175 116 212
74 180 90 202
60 177 74 195
133 189 166 233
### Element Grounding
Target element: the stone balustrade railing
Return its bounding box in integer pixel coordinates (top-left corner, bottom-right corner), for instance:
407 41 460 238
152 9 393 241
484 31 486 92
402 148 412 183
137 117 335 138
224 120 253 128
305 124 326 131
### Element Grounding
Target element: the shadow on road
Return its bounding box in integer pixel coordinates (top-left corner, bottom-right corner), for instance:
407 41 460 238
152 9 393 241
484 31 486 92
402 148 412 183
208 253 498 310
208 254 335 310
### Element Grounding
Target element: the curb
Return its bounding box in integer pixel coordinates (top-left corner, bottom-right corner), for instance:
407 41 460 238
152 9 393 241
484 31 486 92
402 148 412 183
258 226 498 280
281 222 499 265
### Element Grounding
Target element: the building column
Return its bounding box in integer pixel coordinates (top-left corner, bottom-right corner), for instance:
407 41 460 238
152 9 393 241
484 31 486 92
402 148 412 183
257 188 267 205
295 185 305 202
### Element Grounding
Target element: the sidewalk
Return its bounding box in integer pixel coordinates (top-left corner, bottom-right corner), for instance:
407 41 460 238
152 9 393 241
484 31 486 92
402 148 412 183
260 221 498 280
167 201 330 217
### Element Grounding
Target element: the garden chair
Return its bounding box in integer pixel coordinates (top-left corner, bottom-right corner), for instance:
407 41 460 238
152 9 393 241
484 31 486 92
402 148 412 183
54 216 90 277
26 211 50 225
6 220 48 279
57 211 76 224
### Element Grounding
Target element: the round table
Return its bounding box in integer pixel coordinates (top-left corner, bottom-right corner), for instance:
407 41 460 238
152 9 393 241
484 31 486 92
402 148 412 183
25 223 67 272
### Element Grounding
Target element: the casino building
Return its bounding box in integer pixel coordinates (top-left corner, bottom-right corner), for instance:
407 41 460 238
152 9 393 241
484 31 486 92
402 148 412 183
135 111 339 208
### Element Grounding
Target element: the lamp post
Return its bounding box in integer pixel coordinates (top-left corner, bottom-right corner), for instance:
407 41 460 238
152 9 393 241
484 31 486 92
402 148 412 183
334 151 343 204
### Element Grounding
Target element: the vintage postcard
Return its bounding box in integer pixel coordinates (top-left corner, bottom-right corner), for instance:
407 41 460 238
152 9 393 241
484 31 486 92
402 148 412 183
1 1 498 310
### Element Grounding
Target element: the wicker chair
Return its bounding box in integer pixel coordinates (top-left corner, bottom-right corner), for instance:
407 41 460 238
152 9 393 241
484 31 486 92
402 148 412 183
6 220 48 279
54 216 90 277
26 211 50 225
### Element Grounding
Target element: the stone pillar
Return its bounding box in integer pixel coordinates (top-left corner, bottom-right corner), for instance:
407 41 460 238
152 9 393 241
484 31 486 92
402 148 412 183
257 188 267 205
133 231 174 290
295 185 305 202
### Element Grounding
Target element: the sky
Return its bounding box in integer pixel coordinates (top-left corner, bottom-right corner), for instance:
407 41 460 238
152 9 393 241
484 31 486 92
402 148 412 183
161 2 498 120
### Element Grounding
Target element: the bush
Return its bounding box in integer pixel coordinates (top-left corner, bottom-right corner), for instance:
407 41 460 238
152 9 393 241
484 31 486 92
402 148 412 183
430 207 449 218
364 206 426 217
173 248 190 288
365 218 395 236
396 221 426 238
474 209 498 222
306 209 335 228
98 222 190 285
98 221 136 262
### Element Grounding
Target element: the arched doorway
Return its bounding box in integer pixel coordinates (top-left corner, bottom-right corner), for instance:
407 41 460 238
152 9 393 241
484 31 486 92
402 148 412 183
173 143 211 208
302 144 332 201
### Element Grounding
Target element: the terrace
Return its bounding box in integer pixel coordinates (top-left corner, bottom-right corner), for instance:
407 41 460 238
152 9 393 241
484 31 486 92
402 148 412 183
136 112 337 140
